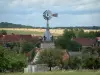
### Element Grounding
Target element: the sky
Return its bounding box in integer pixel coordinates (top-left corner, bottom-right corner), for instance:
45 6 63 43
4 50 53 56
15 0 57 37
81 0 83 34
0 0 100 27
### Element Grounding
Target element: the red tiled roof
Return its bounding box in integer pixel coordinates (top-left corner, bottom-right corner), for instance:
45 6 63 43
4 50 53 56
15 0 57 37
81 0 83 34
2 35 20 42
19 35 33 41
0 34 40 42
73 38 96 46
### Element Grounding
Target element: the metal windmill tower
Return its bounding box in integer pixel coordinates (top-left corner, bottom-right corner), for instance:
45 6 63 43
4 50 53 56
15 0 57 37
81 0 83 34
43 10 58 41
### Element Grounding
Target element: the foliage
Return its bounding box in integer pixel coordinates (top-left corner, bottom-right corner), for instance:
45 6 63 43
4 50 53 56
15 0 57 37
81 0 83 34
95 31 100 37
0 46 9 72
63 56 81 70
21 41 37 63
0 22 33 28
63 29 76 39
0 46 26 72
63 47 100 70
66 41 81 51
37 49 65 71
0 30 7 35
5 42 19 49
72 28 99 38
0 71 99 75
81 47 100 69
55 29 82 51
55 28 100 51
21 41 35 53
82 57 100 69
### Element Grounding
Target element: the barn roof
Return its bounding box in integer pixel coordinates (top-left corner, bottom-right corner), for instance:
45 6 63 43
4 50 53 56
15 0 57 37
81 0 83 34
0 34 40 42
2 35 20 42
73 38 96 46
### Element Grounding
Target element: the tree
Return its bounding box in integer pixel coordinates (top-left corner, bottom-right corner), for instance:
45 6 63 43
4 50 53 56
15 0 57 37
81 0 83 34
82 56 100 69
21 41 37 64
0 22 33 28
80 47 100 70
95 31 100 37
55 36 68 49
37 49 65 71
73 29 96 38
67 56 81 70
55 29 81 51
0 46 26 72
21 41 35 53
0 30 7 35
68 41 82 51
63 29 76 39
0 46 9 72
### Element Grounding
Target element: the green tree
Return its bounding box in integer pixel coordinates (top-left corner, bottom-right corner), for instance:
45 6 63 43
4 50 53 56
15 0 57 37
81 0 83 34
0 46 9 72
82 57 100 69
21 41 35 53
63 29 76 39
37 49 65 71
55 29 81 51
80 47 100 70
67 56 81 70
95 31 100 37
21 41 36 64
73 29 96 38
0 30 7 35
0 46 26 72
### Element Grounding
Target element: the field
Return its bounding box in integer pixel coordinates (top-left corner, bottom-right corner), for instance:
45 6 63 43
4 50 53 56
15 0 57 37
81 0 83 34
0 71 100 75
0 28 63 36
0 28 100 36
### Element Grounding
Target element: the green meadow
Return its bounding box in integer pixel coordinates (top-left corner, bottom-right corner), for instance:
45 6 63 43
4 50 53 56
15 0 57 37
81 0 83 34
0 71 100 75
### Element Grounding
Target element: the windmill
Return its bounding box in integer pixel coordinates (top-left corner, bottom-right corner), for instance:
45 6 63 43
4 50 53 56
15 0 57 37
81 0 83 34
43 10 58 41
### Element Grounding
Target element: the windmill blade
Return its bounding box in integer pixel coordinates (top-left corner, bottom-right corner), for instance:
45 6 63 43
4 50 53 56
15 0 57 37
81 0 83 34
52 13 58 17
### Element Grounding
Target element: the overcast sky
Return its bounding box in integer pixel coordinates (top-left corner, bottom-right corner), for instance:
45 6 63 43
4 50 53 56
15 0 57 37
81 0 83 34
0 0 100 27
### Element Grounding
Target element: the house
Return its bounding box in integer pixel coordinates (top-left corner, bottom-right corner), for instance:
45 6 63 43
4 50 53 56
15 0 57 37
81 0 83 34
70 37 100 57
0 34 40 43
0 34 41 48
72 38 96 48
19 35 33 41
2 35 20 43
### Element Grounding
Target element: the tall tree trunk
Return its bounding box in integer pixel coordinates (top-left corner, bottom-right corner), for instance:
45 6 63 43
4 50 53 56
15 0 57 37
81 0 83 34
49 66 52 71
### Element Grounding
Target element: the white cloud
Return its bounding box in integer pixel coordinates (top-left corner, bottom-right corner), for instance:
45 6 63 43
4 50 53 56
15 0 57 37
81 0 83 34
0 0 100 26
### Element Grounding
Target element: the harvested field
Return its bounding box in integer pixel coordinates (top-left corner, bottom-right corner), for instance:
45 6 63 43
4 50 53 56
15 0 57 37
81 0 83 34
0 28 100 36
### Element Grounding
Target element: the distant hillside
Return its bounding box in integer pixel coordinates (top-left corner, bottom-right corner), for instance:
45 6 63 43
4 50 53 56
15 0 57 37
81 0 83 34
0 22 33 28
53 26 100 30
0 22 100 29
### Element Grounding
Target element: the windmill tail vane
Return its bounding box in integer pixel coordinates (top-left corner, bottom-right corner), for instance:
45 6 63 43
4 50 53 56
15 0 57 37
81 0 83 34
52 13 58 17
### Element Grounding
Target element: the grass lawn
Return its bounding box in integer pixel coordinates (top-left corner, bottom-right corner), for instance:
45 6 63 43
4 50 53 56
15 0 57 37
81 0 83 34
0 71 100 75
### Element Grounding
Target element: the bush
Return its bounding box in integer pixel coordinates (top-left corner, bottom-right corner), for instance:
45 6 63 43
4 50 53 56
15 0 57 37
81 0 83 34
0 46 26 72
0 30 7 35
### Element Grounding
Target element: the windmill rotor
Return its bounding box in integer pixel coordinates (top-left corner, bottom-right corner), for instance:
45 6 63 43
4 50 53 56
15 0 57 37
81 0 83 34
43 10 53 20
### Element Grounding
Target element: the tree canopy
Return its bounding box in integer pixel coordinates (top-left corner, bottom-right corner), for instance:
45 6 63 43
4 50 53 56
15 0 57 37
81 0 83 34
37 48 66 71
0 22 33 28
55 29 82 51
0 46 26 72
